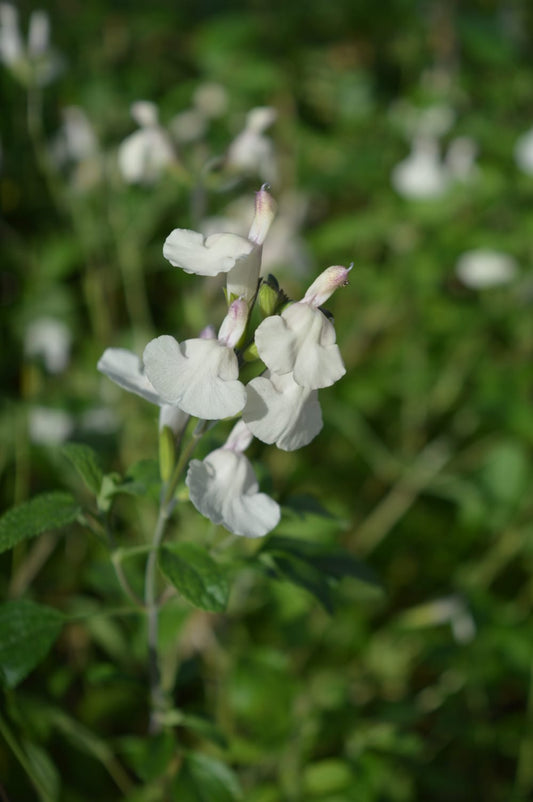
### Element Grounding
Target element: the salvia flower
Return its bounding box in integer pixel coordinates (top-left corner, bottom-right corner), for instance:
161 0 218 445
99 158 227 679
243 370 322 451
254 265 350 389
97 347 189 436
143 299 248 420
186 421 281 537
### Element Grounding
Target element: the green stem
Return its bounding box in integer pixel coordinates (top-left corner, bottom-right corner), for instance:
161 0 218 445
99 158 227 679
144 502 172 733
143 420 207 732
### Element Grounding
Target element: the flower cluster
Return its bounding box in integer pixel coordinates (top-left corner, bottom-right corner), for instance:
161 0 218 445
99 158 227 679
98 187 349 537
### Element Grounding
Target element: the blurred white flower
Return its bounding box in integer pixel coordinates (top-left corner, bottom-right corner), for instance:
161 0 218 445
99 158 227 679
118 101 175 184
193 82 228 118
254 265 349 389
0 3 62 85
143 299 248 420
390 100 456 140
50 106 98 166
24 317 71 374
514 127 533 175
455 249 518 289
400 595 476 644
79 407 119 435
243 370 322 451
49 106 102 191
169 108 207 144
28 406 73 444
186 420 281 537
391 136 450 200
226 106 278 184
445 136 478 182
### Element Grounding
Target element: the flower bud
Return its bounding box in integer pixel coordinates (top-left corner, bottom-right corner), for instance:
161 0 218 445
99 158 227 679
302 264 352 308
248 184 277 246
217 297 248 348
257 276 280 317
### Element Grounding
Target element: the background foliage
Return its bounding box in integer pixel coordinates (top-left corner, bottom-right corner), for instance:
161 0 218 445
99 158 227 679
1 0 533 800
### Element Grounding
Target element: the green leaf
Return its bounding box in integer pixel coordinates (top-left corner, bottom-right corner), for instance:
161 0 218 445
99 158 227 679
61 442 103 495
0 600 64 688
159 544 230 613
173 752 242 801
0 492 81 555
265 552 335 613
263 536 381 588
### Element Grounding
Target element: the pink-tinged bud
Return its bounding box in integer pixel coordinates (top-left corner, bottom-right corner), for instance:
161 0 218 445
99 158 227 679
217 297 248 348
302 264 352 307
248 184 277 246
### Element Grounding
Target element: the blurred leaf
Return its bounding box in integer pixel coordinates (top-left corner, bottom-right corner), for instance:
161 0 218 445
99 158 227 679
157 710 227 748
303 758 353 795
22 739 61 802
0 492 81 555
264 552 334 612
61 442 103 495
263 536 381 588
159 544 230 612
119 732 176 783
0 600 64 689
173 751 242 801
479 441 530 508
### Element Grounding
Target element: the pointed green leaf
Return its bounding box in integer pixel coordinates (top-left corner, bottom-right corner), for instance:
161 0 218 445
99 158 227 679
159 544 230 612
0 600 64 688
61 442 103 495
0 492 81 555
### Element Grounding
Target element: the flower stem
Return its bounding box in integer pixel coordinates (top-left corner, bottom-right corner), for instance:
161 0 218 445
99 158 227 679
143 420 207 732
144 501 172 733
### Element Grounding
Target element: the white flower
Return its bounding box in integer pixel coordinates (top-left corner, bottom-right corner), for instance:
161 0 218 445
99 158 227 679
0 3 62 86
243 371 322 451
98 347 163 405
163 229 254 277
186 420 280 537
24 317 71 374
514 127 533 175
143 300 248 420
254 266 349 389
118 101 175 185
97 347 188 435
391 136 449 200
455 249 518 289
226 185 276 304
226 106 278 184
